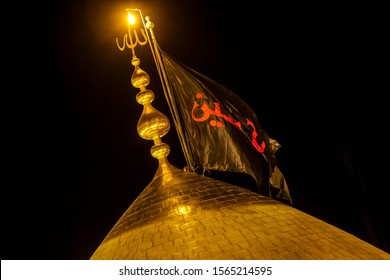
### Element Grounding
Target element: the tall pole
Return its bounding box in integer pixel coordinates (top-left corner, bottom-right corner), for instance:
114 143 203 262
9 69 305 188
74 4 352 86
143 14 195 172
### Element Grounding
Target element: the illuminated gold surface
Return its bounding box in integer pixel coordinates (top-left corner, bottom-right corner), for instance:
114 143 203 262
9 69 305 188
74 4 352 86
136 91 170 141
131 57 150 91
91 164 390 260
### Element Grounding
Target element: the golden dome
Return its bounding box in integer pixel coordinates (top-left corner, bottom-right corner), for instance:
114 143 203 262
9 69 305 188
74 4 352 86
91 161 390 260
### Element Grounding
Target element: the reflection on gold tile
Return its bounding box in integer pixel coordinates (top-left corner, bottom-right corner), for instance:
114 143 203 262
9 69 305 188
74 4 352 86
91 164 390 260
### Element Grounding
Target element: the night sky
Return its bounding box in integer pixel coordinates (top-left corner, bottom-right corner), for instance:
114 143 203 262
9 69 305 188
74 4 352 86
5 0 388 260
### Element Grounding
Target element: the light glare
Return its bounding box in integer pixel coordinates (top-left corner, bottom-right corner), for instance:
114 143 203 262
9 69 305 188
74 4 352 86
127 13 135 25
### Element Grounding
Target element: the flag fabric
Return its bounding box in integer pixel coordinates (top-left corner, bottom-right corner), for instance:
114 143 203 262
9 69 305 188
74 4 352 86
161 51 291 202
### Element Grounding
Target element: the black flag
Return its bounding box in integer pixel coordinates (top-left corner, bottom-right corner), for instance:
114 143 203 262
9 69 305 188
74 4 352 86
161 51 291 202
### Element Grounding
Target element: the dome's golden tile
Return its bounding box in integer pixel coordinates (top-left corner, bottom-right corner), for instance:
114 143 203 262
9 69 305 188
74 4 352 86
182 234 195 243
198 251 212 259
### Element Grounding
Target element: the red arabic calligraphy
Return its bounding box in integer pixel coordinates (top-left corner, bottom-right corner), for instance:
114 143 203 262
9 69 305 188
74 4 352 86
191 93 265 153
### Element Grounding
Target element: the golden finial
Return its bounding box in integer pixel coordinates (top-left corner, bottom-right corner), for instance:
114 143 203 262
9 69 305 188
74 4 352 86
123 15 173 172
116 9 178 175
116 9 147 57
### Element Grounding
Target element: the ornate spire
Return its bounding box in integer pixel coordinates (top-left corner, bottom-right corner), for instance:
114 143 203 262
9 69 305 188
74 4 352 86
131 55 173 173
116 9 177 175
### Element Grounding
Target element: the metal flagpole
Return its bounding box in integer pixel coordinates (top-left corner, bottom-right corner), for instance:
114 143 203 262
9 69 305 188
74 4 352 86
143 12 195 172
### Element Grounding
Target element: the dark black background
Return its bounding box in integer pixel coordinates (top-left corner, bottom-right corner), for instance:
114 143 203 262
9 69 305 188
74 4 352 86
4 0 388 259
